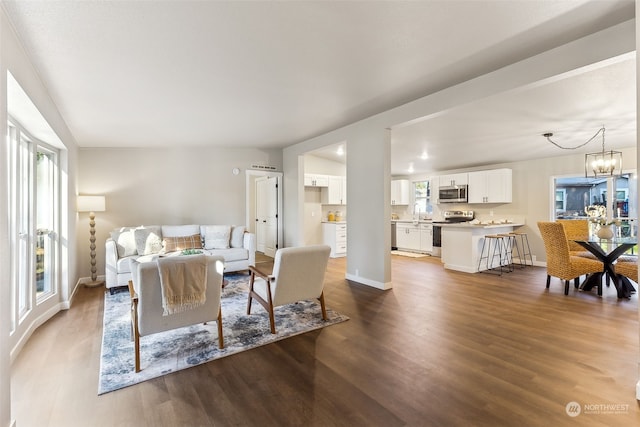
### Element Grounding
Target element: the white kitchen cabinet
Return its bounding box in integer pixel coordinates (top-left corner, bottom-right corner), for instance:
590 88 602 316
439 173 468 187
420 223 433 252
304 173 329 187
468 168 512 203
396 222 421 251
323 222 347 258
322 175 347 205
429 176 439 205
391 179 410 205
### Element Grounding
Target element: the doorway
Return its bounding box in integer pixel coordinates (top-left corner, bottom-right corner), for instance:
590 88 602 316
246 170 283 259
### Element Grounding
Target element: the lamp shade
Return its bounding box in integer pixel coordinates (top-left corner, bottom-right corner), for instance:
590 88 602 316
77 195 106 213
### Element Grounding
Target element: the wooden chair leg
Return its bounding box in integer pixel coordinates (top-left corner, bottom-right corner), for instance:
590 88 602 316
134 329 141 373
318 292 328 321
247 273 255 315
546 275 551 289
217 308 224 349
564 280 570 295
129 280 142 373
267 304 276 334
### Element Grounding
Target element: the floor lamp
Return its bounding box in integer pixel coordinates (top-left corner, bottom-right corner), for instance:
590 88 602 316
77 195 106 287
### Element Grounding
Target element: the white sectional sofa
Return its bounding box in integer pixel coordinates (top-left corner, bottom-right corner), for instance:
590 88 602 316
105 224 256 293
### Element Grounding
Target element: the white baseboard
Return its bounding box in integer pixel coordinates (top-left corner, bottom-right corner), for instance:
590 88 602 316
345 273 392 290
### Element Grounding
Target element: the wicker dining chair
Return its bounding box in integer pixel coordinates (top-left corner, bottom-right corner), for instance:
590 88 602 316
557 219 593 257
615 258 638 283
537 222 604 295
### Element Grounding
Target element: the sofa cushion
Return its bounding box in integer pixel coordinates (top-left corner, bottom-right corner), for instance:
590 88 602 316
204 248 248 263
230 225 246 248
203 225 231 249
116 255 138 274
163 234 203 252
161 224 200 238
134 226 163 255
110 228 137 258
117 254 158 274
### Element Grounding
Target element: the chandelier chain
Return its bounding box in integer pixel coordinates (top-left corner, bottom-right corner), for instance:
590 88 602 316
545 126 605 150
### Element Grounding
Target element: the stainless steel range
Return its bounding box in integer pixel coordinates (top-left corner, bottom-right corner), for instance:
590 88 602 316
433 210 475 224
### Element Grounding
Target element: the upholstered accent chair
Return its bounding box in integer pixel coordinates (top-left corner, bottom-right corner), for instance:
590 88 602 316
247 245 331 334
128 255 225 372
537 222 604 295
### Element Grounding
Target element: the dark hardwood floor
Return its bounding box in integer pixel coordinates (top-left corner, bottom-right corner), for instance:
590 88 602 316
11 255 640 426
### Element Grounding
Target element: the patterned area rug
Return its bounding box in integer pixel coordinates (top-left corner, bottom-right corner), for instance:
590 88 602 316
98 274 348 394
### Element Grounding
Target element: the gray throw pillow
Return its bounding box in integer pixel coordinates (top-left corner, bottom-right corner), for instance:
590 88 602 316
134 226 163 255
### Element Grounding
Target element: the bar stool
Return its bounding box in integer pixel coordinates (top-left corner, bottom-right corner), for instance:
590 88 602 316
478 235 509 275
497 233 516 272
509 231 533 267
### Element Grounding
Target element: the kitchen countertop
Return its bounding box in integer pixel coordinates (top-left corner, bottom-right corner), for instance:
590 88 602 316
440 222 524 229
392 219 433 223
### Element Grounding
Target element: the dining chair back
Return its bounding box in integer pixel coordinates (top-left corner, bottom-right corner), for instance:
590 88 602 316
557 219 591 254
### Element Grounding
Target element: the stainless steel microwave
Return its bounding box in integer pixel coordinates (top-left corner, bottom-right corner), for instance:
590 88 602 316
439 185 468 203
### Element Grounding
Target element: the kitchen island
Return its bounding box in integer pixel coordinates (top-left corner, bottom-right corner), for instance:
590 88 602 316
440 222 525 273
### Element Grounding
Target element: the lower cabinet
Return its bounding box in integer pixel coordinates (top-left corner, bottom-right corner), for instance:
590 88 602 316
420 224 433 253
323 222 347 258
396 223 421 251
396 222 433 253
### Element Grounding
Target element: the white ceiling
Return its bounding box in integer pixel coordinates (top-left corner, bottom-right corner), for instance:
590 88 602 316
2 0 636 175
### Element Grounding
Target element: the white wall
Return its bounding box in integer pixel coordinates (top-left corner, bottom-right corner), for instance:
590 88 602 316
76 146 282 279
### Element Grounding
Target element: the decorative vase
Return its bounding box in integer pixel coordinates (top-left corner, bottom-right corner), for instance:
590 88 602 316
597 225 614 240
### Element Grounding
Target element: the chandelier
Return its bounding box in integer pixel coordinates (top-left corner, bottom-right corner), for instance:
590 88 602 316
543 126 622 178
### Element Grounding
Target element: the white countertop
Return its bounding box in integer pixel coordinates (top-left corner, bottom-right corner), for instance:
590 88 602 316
440 222 524 229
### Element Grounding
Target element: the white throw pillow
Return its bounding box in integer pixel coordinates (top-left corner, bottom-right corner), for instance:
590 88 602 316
230 225 245 248
204 225 231 249
110 228 137 257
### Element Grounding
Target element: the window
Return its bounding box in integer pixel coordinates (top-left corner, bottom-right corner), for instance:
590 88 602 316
554 173 637 238
555 189 566 212
413 180 430 215
8 119 59 332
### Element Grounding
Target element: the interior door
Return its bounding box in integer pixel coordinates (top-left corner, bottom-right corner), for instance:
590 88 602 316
255 176 279 257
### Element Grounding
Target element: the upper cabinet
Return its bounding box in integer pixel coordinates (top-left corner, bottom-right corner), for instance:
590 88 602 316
304 173 329 187
439 173 468 187
468 168 512 203
322 175 347 205
391 179 410 205
429 176 439 205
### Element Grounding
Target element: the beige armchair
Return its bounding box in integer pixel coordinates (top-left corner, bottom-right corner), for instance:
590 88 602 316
247 245 331 334
129 254 225 372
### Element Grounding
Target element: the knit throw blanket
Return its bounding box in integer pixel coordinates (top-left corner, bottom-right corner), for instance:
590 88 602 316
157 254 208 315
